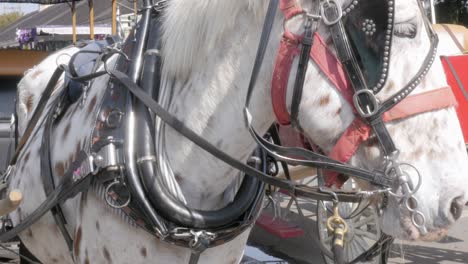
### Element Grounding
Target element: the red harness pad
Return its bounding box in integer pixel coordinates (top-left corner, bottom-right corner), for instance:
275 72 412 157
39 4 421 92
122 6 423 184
441 55 468 144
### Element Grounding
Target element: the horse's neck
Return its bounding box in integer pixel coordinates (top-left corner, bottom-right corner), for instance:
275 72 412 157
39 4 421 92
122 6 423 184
158 0 276 209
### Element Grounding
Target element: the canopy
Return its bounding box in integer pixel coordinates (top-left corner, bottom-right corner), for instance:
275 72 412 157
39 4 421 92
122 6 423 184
0 0 82 4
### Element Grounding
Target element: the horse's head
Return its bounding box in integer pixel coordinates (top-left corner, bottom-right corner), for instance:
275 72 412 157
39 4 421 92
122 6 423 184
283 0 468 240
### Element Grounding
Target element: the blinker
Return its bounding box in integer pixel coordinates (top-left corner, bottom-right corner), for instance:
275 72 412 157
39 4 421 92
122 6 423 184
342 0 395 93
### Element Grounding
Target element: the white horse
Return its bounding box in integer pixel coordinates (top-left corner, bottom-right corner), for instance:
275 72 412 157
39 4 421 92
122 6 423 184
10 0 468 263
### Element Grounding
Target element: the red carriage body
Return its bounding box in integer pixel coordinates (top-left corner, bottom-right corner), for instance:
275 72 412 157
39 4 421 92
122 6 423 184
441 55 468 144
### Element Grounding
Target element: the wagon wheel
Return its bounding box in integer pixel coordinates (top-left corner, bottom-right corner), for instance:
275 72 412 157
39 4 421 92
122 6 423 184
274 168 385 263
317 197 382 264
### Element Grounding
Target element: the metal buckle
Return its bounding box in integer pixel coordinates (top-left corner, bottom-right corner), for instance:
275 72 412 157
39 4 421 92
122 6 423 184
353 89 379 118
320 0 343 26
170 228 217 249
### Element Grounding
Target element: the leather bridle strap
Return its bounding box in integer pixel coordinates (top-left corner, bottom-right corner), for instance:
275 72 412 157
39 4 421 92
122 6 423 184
325 86 458 186
323 1 439 157
323 2 397 156
289 3 320 129
244 0 392 187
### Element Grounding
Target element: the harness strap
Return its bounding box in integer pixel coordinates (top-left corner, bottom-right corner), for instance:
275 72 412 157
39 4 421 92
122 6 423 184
10 67 65 165
289 3 320 130
325 86 457 187
272 32 354 125
0 138 121 243
0 151 92 242
40 89 74 252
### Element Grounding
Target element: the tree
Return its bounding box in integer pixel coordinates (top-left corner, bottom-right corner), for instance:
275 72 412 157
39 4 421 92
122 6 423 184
435 0 468 25
0 12 23 29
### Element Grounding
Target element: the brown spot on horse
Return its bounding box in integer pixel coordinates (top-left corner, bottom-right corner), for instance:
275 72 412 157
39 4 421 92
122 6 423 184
24 152 31 163
54 162 65 177
85 249 90 264
30 69 43 79
73 226 82 257
25 94 34 113
412 147 424 160
174 172 183 184
103 247 112 263
63 124 71 139
319 95 330 106
141 247 147 258
335 107 342 116
26 228 34 238
87 96 98 114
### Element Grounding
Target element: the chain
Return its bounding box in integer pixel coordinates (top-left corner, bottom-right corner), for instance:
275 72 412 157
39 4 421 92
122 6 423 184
385 151 427 235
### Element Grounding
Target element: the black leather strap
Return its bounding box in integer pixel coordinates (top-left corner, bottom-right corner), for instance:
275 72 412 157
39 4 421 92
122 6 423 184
325 2 397 156
40 91 74 251
0 150 92 242
10 67 65 165
290 9 320 129
245 0 279 107
110 69 392 188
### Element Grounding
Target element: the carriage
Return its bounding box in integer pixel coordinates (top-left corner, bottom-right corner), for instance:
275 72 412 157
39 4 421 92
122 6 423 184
0 0 467 264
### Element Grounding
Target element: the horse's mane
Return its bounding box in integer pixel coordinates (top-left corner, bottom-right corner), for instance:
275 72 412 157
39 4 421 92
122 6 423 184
161 0 268 78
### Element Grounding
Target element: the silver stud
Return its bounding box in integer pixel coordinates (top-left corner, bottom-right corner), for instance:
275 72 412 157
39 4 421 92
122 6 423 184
362 19 377 36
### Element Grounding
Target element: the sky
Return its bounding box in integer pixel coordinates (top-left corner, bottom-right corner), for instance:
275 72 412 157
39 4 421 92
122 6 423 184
0 3 39 15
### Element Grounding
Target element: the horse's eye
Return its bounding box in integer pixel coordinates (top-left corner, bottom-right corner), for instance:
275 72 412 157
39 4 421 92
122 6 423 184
394 22 417 39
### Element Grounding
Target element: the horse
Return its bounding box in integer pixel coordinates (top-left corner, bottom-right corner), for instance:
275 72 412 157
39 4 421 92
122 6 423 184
8 0 468 263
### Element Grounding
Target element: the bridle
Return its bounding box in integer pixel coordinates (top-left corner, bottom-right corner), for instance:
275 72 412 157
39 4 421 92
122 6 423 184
247 0 457 236
0 0 459 263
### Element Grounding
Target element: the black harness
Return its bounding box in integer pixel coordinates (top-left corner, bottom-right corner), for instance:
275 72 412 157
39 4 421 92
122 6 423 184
0 0 439 263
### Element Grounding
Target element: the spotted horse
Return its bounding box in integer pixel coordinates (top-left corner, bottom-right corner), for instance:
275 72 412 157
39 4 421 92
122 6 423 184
1 0 468 263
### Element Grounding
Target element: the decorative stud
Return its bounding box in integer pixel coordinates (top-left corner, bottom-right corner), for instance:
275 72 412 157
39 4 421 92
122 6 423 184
343 0 359 16
362 19 377 36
